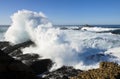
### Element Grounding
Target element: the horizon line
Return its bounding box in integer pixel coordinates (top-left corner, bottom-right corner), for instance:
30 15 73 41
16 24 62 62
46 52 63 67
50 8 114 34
0 24 120 26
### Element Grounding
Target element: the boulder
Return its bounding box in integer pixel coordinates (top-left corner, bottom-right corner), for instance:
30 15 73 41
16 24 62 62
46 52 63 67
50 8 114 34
30 59 53 75
16 53 40 61
16 53 40 66
3 40 34 54
17 56 53 75
0 49 41 79
0 41 53 76
9 49 23 57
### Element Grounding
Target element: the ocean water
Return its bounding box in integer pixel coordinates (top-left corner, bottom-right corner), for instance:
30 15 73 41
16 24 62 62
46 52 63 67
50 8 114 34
1 10 120 71
0 25 9 41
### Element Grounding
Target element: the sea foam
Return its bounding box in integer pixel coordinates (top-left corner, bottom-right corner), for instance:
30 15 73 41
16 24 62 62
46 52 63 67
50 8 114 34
4 10 120 70
5 10 52 44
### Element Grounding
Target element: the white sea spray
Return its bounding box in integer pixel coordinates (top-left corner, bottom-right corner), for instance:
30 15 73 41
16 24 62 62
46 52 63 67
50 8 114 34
4 10 120 70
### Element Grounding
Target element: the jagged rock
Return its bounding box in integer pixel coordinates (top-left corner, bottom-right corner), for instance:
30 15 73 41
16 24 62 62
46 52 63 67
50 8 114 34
43 66 82 79
16 53 40 61
0 49 41 79
9 49 23 57
30 59 53 75
70 62 120 79
18 53 51 75
16 53 40 66
100 62 119 69
0 41 53 76
0 41 10 50
3 40 34 54
20 58 53 76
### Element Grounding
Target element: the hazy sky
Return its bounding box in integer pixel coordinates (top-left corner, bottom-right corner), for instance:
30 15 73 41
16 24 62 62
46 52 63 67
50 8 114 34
0 0 120 25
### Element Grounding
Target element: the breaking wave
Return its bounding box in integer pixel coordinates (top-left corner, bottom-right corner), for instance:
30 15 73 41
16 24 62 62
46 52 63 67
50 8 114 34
4 10 120 70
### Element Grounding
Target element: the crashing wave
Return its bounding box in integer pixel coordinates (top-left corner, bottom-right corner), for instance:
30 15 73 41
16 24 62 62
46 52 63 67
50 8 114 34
4 10 120 70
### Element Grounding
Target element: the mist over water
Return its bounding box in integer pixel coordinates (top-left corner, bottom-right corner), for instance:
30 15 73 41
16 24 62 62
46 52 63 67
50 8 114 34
5 10 52 44
4 10 120 70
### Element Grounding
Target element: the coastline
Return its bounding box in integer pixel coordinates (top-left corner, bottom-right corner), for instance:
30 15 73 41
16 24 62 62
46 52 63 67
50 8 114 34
0 41 120 79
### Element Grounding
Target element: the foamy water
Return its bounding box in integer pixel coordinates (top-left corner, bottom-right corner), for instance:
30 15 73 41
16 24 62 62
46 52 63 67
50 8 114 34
2 10 120 70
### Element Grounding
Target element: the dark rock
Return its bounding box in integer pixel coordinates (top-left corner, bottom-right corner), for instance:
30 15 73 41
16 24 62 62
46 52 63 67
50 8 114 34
60 27 68 30
9 53 52 76
62 76 69 79
111 29 120 35
82 24 94 27
3 40 34 54
16 53 40 66
0 49 41 79
0 41 52 76
9 49 23 57
16 53 40 61
71 62 120 79
0 41 10 50
0 41 52 78
97 29 120 35
22 59 35 66
30 59 53 75
44 66 82 79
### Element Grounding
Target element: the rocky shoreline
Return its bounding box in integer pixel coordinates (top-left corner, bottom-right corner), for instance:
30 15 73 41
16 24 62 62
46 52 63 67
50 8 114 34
0 41 120 79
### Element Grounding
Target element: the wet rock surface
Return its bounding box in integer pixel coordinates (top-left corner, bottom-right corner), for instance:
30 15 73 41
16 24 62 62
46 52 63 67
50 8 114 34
3 40 34 54
1 41 120 79
43 66 82 79
16 53 40 61
0 49 41 79
31 59 53 75
0 41 52 78
0 41 10 50
71 62 120 79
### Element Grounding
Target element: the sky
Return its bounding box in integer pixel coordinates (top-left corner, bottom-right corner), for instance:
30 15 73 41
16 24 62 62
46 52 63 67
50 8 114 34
0 0 120 25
